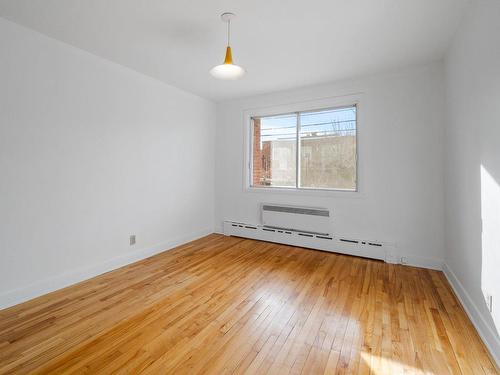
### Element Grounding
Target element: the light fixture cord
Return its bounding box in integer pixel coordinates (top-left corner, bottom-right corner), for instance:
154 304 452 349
227 19 231 46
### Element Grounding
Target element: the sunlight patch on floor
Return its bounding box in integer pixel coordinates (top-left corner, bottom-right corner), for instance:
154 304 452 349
361 351 434 375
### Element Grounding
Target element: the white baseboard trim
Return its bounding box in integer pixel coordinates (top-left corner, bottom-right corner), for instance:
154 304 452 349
443 263 500 367
0 228 213 310
403 255 443 271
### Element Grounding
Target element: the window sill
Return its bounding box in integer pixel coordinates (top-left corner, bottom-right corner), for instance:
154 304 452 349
244 186 364 199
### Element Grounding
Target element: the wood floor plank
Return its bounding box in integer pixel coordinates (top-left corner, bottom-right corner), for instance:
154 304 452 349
0 234 498 374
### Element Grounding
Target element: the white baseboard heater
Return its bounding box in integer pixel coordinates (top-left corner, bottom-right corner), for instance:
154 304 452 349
223 220 397 263
262 203 331 235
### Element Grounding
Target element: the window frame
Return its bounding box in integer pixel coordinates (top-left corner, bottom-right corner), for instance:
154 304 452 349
242 94 363 197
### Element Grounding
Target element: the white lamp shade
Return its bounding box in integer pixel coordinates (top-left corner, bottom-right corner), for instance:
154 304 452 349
210 63 246 80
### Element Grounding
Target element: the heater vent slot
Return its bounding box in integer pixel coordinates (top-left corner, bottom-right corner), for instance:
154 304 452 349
298 233 314 237
340 238 359 244
316 236 333 240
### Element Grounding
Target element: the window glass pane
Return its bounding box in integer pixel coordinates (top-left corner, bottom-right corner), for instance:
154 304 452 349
299 106 357 190
252 114 297 187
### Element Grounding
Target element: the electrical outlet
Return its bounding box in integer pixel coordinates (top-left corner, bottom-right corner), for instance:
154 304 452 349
400 256 408 265
130 235 136 246
485 294 493 313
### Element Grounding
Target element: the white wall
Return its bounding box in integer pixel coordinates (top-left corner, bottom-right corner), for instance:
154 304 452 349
0 17 216 308
443 0 500 362
215 63 446 268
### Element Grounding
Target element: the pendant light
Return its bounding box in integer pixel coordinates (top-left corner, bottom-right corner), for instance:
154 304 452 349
210 12 246 80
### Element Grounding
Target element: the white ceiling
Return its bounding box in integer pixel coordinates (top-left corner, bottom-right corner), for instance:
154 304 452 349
0 0 468 101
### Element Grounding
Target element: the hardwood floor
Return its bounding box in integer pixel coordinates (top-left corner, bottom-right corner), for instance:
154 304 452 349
0 234 497 374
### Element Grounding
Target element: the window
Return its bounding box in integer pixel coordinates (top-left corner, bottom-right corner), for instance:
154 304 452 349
251 105 357 191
